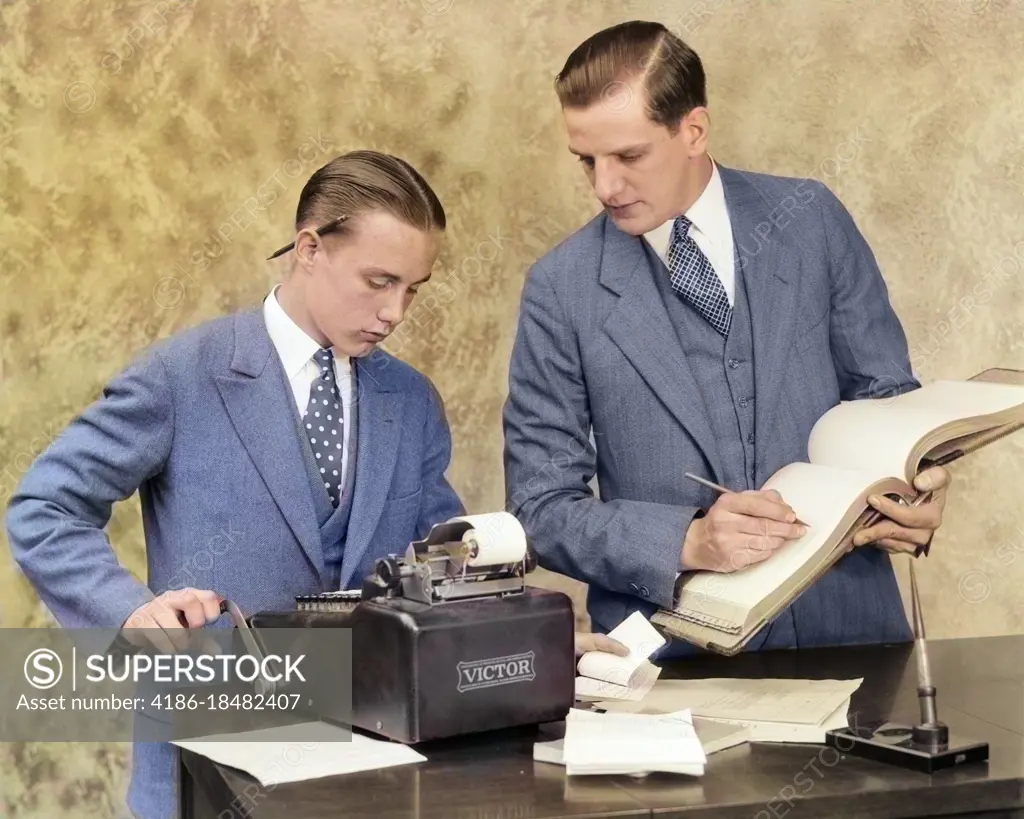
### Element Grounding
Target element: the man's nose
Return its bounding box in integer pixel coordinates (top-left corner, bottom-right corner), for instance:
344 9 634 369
377 289 407 326
593 161 625 203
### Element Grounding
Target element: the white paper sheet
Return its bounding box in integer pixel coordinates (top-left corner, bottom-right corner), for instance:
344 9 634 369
172 721 426 785
597 677 861 726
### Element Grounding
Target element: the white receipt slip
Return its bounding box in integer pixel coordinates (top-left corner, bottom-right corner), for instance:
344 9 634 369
575 611 667 700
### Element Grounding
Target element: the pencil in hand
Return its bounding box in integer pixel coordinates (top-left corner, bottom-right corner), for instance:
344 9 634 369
683 472 810 528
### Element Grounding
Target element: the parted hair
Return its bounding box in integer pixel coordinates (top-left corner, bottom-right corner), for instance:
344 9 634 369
296 150 445 236
554 21 707 132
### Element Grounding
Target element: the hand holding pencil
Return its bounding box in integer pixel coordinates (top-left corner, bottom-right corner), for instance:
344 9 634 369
680 472 809 573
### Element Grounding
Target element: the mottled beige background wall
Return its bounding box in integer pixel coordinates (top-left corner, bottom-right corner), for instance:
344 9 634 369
2 0 1024 813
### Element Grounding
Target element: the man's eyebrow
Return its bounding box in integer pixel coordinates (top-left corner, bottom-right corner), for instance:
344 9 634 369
609 143 650 155
361 268 400 280
361 268 432 286
568 144 649 157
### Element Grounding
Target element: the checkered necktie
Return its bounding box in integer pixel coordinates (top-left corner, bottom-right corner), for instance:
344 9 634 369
666 215 732 336
304 348 344 507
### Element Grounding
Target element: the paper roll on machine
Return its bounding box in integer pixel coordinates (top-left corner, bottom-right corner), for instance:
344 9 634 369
229 512 576 744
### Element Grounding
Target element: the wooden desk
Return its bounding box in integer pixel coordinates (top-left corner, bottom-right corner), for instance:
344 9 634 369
179 634 1024 819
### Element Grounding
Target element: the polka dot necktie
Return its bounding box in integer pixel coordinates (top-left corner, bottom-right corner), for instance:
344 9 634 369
666 215 732 337
304 348 344 507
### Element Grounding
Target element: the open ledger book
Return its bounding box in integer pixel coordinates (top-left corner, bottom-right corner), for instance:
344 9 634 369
652 368 1024 656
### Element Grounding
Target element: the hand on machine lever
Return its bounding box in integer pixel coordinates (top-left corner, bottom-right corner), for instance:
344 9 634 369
120 588 224 654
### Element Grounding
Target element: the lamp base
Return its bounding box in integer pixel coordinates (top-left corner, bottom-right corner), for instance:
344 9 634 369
825 722 989 774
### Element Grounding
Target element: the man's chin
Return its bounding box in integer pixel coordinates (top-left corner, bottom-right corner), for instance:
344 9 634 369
608 213 655 236
351 341 380 358
331 338 377 358
606 207 657 236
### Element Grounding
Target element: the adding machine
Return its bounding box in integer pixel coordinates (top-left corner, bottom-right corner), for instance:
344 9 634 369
225 512 577 744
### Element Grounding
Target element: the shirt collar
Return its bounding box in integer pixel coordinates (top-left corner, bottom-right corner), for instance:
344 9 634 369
684 158 728 241
263 285 333 379
643 157 729 257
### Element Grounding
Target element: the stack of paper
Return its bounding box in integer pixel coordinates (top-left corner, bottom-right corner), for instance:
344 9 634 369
536 707 707 776
690 717 752 753
595 677 862 743
575 611 666 701
535 714 749 769
172 721 426 785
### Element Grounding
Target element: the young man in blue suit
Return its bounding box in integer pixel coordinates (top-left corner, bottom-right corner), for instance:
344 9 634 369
503 22 951 656
6 150 466 819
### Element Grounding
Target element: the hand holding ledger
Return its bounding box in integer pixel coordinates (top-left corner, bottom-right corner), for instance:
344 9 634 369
852 465 950 555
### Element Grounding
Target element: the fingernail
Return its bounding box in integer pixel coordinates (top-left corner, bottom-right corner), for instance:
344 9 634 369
799 525 809 535
787 512 796 523
852 534 864 546
868 495 880 506
917 473 932 491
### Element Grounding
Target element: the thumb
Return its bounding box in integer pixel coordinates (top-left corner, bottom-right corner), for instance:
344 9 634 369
594 635 630 656
915 466 951 493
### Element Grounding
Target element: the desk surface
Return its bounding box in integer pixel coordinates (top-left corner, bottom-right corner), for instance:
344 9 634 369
180 634 1024 819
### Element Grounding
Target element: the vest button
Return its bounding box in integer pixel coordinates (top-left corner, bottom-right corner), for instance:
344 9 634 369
728 359 739 369
739 397 749 407
747 433 755 444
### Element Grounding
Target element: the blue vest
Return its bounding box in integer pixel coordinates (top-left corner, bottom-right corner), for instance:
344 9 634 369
290 368 358 591
646 243 757 490
646 245 798 651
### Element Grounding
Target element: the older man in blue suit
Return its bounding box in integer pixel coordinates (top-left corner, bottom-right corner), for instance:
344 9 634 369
503 22 950 656
6 151 465 819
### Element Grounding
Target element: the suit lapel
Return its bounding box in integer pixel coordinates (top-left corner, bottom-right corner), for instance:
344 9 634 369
600 218 725 483
719 167 802 461
214 309 327 584
339 349 403 587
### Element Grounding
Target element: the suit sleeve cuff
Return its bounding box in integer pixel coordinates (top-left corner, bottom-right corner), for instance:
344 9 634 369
673 508 706 605
679 508 706 572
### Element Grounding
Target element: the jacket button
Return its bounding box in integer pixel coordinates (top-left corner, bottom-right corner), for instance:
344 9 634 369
640 586 650 598
628 582 639 593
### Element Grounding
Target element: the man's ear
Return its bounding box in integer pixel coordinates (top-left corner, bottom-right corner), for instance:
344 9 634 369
293 228 321 272
681 107 711 155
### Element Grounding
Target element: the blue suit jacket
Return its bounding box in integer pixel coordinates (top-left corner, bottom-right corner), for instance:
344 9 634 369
5 306 463 818
503 165 917 655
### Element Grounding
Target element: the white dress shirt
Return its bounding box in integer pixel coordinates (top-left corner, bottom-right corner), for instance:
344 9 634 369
643 159 737 305
263 286 354 487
